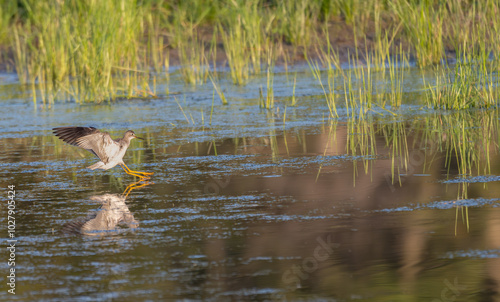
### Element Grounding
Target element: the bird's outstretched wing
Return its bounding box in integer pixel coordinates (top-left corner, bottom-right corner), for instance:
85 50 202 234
53 127 118 163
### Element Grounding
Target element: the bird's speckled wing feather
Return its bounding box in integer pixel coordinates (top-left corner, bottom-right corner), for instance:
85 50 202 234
53 127 119 164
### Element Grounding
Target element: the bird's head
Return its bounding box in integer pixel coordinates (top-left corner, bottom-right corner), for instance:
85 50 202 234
125 130 144 141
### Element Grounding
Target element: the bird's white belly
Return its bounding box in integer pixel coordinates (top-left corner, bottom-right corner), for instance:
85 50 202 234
94 146 127 170
100 159 122 170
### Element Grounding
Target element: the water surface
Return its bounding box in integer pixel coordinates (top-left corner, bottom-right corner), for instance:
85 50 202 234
1 68 500 301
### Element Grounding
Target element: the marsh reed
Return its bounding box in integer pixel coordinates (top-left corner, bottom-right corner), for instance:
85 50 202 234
1 0 499 108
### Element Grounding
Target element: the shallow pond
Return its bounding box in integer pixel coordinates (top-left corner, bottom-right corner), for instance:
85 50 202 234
1 67 500 301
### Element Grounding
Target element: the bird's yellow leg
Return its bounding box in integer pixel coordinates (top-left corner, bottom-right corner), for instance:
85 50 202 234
121 162 154 176
119 165 148 179
119 164 153 179
122 180 152 198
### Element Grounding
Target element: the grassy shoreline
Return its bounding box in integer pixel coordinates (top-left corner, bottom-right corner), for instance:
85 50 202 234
1 0 500 107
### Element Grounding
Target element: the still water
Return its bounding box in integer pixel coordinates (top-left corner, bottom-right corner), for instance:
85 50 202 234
0 68 500 301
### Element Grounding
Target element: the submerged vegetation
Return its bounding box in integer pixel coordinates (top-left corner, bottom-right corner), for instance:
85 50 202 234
327 108 500 189
0 0 500 109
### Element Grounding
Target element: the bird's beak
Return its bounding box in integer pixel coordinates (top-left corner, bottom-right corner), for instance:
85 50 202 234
135 136 144 140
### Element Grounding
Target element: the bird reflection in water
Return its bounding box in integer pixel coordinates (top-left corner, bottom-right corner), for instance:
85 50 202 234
62 181 151 235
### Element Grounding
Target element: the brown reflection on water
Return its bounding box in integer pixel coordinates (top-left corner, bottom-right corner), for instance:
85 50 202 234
162 125 500 299
484 212 500 299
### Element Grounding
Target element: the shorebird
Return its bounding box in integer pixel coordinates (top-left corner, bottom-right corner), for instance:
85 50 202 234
53 126 154 180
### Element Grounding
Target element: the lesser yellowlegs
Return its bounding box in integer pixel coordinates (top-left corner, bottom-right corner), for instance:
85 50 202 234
53 126 154 180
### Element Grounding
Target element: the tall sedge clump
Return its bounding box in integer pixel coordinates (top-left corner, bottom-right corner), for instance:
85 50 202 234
220 0 267 85
425 42 497 110
276 0 320 49
13 0 147 104
220 20 250 85
391 0 444 67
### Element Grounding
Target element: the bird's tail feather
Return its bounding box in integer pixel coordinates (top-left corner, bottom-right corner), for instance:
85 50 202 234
87 162 105 170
